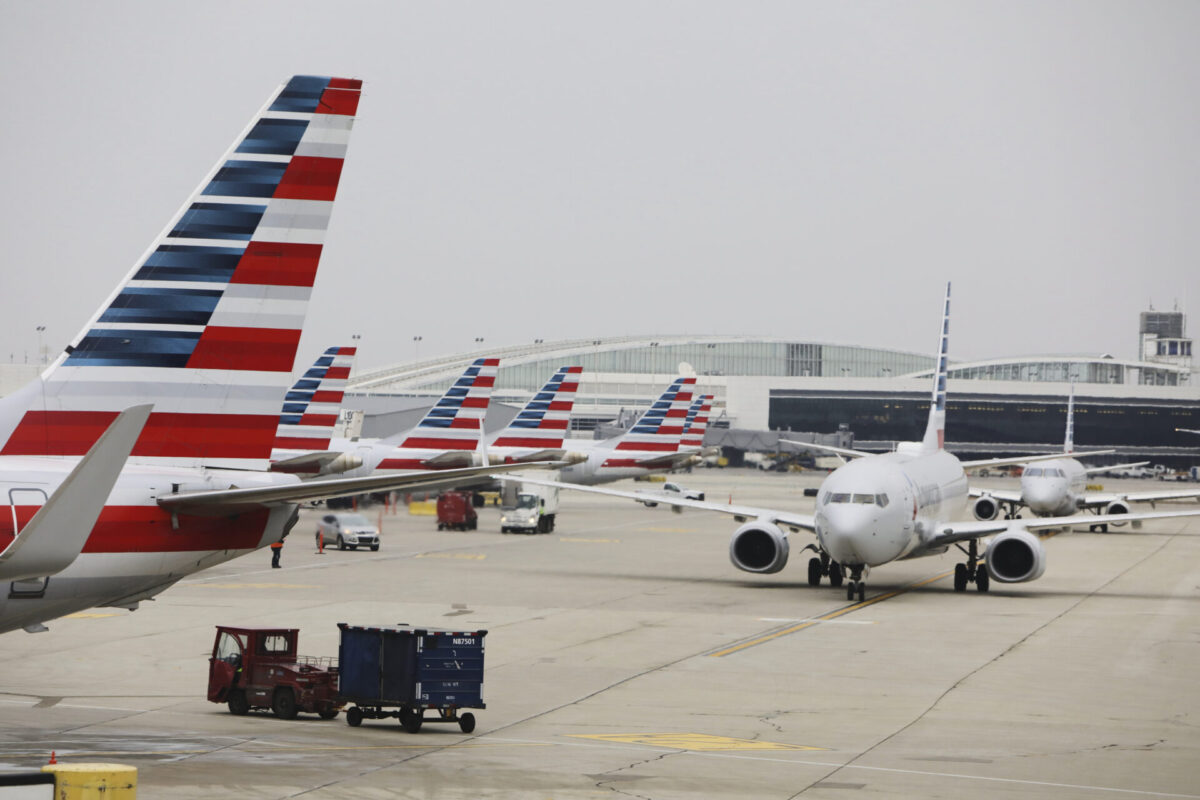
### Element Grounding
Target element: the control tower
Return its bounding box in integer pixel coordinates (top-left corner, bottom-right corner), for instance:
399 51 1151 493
1139 308 1193 378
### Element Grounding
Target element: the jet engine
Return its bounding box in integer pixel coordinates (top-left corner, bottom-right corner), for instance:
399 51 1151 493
984 527 1047 583
729 521 789 574
1103 499 1130 526
972 494 1000 521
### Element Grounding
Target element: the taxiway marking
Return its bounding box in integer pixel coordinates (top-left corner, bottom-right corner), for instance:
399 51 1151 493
569 733 826 752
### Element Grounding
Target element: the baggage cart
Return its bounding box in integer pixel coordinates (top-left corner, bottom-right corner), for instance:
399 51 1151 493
337 624 486 732
436 491 478 530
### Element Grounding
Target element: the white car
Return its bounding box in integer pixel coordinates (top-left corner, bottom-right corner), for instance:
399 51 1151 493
642 481 705 507
316 513 380 551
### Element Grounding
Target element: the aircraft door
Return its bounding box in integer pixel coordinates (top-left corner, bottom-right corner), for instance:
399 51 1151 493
5 488 50 599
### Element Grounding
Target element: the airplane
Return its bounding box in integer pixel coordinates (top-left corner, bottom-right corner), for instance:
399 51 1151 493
970 389 1200 529
0 76 553 635
680 394 712 451
516 284 1200 601
486 365 584 463
556 377 704 485
269 345 361 475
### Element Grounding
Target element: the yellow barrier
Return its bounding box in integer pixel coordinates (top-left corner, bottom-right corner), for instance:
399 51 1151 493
42 763 137 798
408 500 437 516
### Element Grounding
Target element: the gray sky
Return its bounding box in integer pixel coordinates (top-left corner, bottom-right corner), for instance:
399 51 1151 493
3 1 1198 372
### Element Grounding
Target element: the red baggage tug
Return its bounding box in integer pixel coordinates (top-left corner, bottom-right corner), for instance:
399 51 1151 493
207 626 342 719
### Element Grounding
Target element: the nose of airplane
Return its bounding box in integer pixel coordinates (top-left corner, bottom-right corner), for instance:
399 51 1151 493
818 505 906 567
1022 478 1063 514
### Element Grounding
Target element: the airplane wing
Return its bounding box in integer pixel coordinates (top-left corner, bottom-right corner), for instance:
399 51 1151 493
1081 460 1148 476
159 460 566 517
780 439 873 460
1075 488 1200 509
512 476 817 532
0 405 152 582
958 451 1113 471
930 508 1200 546
967 487 1022 504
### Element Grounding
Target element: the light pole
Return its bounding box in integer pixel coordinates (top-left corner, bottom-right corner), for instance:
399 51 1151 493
35 326 45 364
350 334 361 376
413 335 422 362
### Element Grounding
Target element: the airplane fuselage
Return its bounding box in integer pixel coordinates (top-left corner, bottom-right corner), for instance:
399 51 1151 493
0 458 302 634
1019 457 1087 517
557 443 674 485
813 450 968 568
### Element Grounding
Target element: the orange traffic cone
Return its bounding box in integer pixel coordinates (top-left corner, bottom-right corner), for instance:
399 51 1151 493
48 751 56 764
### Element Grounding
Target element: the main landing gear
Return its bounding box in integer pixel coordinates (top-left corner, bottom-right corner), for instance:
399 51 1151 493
804 547 843 589
953 538 990 593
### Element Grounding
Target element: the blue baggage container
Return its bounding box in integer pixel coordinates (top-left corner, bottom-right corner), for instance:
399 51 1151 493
337 624 487 732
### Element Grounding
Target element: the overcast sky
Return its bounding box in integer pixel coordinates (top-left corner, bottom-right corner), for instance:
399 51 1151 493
2 1 1197 373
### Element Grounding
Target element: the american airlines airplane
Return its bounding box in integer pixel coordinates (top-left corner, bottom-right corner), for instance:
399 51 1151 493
970 390 1200 529
485 366 584 463
0 76 551 635
519 285 1200 601
557 377 703 485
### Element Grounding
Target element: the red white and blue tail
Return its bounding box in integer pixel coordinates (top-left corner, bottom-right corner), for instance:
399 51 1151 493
680 394 711 449
393 358 500 452
492 366 582 449
614 377 697 452
919 282 951 456
0 76 362 470
270 346 356 463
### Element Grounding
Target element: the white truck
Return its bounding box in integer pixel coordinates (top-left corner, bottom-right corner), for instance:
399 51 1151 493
499 472 560 534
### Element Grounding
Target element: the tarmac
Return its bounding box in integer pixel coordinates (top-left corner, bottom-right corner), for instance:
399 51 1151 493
1 469 1198 799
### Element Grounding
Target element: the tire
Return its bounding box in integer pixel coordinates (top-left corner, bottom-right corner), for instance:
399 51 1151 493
337 535 346 551
370 545 379 551
828 562 844 588
349 544 357 551
459 712 476 733
469 519 477 530
856 583 865 602
438 523 445 531
846 583 855 601
346 706 363 727
976 568 990 593
401 707 423 733
227 689 249 716
954 563 968 592
318 707 339 720
807 557 822 586
272 688 298 720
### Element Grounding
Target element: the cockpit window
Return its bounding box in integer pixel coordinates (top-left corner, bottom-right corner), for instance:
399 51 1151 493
851 493 875 504
876 494 889 507
1025 467 1043 477
829 493 851 504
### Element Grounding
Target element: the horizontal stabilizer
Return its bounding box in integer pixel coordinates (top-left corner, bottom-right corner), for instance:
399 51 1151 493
780 439 872 460
0 405 152 581
159 459 567 516
270 450 351 472
636 450 703 470
960 451 1108 472
421 451 478 469
1083 460 1148 476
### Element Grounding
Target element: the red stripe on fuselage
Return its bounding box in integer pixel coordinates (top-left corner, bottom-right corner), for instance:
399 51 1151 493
492 436 564 448
398 438 478 450
187 327 302 371
614 441 677 451
1 411 278 458
229 242 323 287
0 506 270 553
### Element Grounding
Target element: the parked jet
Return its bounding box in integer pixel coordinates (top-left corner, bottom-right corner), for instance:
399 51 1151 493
557 377 702 485
518 284 1200 600
970 390 1199 529
0 77 551 635
486 366 584 463
269 346 361 475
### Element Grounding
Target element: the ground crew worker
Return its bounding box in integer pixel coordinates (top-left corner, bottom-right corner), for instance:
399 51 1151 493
270 538 284 568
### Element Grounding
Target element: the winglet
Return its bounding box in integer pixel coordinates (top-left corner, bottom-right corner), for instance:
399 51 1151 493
919 283 951 456
0 404 152 582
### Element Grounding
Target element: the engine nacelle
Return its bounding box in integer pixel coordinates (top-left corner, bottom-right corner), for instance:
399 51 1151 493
319 453 363 476
973 494 1000 521
1103 499 1130 526
985 527 1047 583
729 521 789 574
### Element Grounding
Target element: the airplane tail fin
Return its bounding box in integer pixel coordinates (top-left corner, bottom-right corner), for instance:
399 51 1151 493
393 358 500 452
0 76 362 471
1063 384 1076 454
614 377 697 452
270 346 356 462
492 366 582 449
680 394 712 449
918 283 951 456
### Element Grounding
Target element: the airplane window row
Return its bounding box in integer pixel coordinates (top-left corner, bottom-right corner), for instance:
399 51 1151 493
822 492 889 507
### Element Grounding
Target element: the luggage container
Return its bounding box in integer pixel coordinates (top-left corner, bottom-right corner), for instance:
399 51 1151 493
337 624 486 732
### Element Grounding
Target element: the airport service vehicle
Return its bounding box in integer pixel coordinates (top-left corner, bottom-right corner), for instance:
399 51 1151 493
208 626 341 720
317 513 380 550
437 492 478 531
516 284 1200 600
499 478 558 533
338 624 486 732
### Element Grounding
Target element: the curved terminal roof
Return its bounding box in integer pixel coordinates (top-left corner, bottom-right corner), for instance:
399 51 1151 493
902 355 1189 386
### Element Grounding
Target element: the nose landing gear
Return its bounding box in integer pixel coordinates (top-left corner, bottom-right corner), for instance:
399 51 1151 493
953 538 990 593
803 546 843 588
845 565 866 602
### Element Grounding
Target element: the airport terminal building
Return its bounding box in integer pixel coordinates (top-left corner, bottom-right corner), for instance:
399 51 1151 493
347 311 1200 467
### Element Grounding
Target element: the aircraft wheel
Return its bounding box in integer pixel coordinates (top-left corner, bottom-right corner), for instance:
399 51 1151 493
846 582 855 601
807 557 822 586
828 562 844 587
953 563 968 592
458 712 476 733
976 569 990 593
346 706 363 727
856 582 865 602
227 689 249 716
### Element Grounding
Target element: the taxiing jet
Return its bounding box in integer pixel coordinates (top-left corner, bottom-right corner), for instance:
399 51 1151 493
0 77 552 635
556 377 702 485
518 284 1200 601
970 389 1200 529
